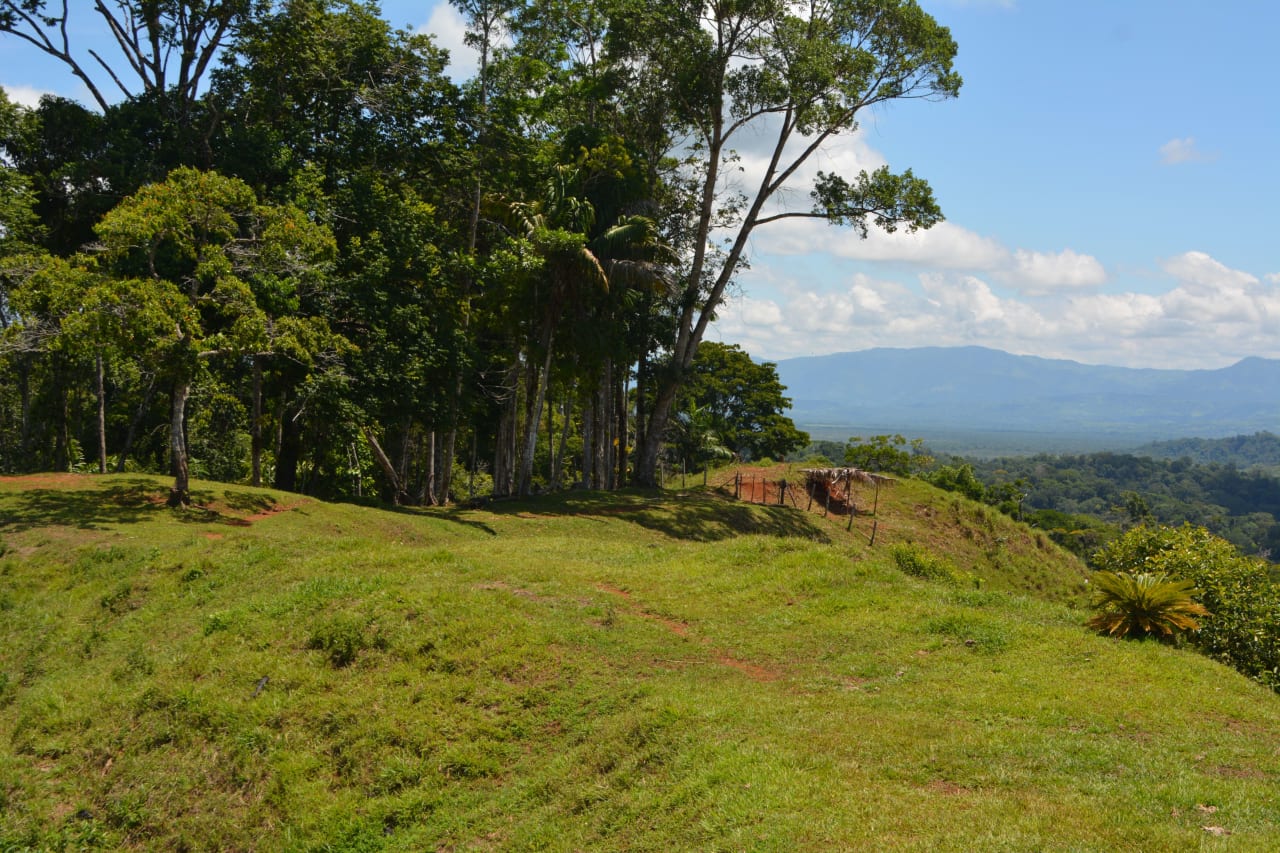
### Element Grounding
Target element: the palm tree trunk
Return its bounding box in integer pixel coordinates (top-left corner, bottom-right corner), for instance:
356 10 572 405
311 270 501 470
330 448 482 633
250 356 263 487
518 330 555 497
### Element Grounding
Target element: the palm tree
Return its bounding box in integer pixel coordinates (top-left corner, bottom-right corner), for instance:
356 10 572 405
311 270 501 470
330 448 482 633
506 167 674 496
1087 571 1208 641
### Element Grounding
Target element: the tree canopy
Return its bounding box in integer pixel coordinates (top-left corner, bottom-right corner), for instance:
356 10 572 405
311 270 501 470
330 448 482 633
0 0 959 503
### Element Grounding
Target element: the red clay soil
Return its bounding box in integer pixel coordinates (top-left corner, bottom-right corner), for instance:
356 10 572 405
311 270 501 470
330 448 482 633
0 473 89 488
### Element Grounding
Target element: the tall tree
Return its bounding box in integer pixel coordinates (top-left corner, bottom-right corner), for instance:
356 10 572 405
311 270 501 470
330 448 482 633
675 341 808 463
0 0 265 114
94 166 335 505
608 0 961 485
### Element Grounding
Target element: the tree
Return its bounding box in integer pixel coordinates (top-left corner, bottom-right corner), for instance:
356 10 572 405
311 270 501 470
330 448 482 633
611 0 961 485
94 167 336 506
0 0 265 114
845 434 931 476
674 341 807 464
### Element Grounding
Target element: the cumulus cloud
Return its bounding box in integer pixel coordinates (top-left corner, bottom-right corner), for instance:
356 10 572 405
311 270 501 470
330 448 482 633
1158 137 1217 165
751 213 1107 295
1161 250 1258 290
418 2 479 82
1 84 51 108
1008 248 1107 293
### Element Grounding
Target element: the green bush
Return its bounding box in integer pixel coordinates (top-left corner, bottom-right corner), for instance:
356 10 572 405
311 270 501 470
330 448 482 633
891 543 973 587
1094 525 1280 688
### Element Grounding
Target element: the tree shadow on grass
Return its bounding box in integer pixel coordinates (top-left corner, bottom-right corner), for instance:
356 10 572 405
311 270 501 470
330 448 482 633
385 503 498 536
0 479 168 532
488 489 832 544
0 480 285 532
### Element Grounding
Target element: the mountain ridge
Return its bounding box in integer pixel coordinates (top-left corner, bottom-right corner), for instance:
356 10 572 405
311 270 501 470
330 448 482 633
775 346 1280 440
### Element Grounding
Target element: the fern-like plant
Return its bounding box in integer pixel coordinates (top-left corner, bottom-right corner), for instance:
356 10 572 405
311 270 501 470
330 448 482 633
1087 571 1208 641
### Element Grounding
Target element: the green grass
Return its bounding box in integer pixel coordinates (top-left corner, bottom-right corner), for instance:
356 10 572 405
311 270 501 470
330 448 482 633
1 473 1278 850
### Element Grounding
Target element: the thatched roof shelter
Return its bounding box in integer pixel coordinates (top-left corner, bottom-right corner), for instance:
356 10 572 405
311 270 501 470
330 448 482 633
800 467 897 489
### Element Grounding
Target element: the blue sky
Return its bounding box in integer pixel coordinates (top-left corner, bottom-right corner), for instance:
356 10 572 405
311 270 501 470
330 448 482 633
3 0 1277 369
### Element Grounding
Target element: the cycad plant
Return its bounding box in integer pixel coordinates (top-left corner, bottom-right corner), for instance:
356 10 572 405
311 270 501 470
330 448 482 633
1087 571 1208 641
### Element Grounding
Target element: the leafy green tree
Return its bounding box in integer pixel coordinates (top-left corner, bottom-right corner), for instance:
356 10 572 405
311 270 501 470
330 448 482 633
845 435 932 477
614 0 962 485
94 167 335 505
924 462 987 502
674 342 807 464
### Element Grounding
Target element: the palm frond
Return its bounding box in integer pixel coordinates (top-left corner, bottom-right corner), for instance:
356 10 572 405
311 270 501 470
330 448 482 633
1087 571 1208 640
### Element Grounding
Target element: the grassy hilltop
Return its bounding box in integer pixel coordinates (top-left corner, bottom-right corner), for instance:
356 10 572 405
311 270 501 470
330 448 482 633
1 472 1278 851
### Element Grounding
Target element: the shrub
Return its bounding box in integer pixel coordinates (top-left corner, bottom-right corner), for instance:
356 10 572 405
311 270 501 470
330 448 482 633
1086 571 1207 641
1093 525 1280 688
307 616 369 668
891 543 973 587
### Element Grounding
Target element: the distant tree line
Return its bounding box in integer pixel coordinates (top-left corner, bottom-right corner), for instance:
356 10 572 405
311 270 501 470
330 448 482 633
0 0 959 505
1134 431 1280 475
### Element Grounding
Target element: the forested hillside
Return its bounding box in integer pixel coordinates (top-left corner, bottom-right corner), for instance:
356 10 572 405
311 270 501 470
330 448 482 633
0 0 959 504
1134 432 1280 474
960 452 1280 559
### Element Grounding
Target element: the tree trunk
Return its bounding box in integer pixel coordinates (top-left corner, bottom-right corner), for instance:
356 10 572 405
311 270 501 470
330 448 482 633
546 381 554 487
492 361 520 497
168 381 191 506
363 425 408 505
250 356 263 487
580 389 594 489
18 357 32 465
274 392 301 492
115 373 156 473
552 395 571 490
54 373 69 472
421 431 437 505
616 369 628 488
634 370 682 487
599 361 614 489
95 352 107 475
518 330 555 497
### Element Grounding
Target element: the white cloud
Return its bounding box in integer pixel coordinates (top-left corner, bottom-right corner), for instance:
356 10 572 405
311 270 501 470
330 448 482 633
1009 248 1107 293
1 84 51 108
1161 250 1257 290
1158 137 1216 165
751 213 1107 296
418 2 478 82
716 250 1280 369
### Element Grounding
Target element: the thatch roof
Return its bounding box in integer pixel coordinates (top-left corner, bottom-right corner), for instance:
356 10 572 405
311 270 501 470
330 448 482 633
800 467 897 488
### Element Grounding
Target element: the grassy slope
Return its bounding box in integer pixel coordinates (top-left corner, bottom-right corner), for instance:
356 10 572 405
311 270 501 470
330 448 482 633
1 473 1277 851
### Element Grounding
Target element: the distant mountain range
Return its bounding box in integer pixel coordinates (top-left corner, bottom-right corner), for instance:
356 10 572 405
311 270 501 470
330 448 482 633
774 346 1280 443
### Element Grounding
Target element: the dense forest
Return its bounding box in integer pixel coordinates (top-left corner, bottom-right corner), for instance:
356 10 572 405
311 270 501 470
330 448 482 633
0 0 958 505
1133 431 1280 474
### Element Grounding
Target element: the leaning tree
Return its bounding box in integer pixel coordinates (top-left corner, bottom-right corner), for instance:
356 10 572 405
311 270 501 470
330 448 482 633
605 0 962 485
